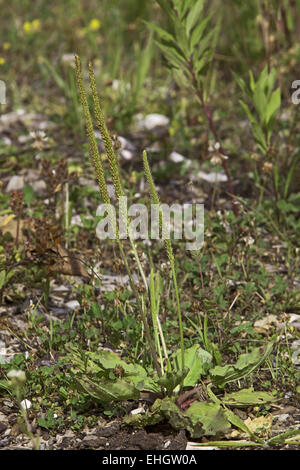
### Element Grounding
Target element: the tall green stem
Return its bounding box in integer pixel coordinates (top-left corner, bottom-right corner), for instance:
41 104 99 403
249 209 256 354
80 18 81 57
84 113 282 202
143 150 185 370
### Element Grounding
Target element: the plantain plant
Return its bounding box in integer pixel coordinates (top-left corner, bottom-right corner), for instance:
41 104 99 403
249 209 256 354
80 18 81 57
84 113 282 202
70 57 276 438
75 56 187 383
75 56 162 377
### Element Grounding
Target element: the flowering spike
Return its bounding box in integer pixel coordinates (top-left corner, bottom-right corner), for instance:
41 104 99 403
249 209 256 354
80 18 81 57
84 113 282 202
75 55 110 205
88 62 124 199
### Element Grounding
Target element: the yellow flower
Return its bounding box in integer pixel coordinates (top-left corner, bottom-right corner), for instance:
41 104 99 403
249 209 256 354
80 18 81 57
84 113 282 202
0 58 5 65
32 19 41 32
23 19 41 34
23 21 32 34
89 18 101 31
3 42 10 50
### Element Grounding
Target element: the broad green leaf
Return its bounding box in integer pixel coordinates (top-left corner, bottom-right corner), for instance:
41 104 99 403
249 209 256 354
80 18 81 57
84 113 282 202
184 401 231 437
123 391 273 441
157 367 189 395
73 375 140 402
257 74 270 98
264 88 281 125
71 347 145 378
210 343 273 386
206 384 265 444
222 388 276 407
180 402 230 438
256 65 269 91
183 347 213 386
136 377 161 394
143 397 231 438
171 344 213 387
66 345 160 393
253 86 267 122
89 349 130 370
235 342 273 371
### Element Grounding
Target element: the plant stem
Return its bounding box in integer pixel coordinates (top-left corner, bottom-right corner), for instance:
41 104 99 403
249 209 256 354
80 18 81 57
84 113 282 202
188 60 239 218
143 151 185 371
117 240 162 377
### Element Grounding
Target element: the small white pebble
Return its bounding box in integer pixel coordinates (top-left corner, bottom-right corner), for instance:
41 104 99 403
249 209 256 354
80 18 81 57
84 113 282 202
66 300 80 310
121 149 134 160
169 151 185 163
20 399 31 410
137 113 170 131
164 440 171 448
130 406 145 415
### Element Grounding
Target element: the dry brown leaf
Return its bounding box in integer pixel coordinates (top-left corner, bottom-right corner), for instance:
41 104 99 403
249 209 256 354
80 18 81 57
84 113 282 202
254 314 279 335
0 215 32 243
47 245 89 278
231 414 273 439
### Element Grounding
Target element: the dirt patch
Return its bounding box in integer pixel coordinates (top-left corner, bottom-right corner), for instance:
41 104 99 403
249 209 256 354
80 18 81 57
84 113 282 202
0 412 188 450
